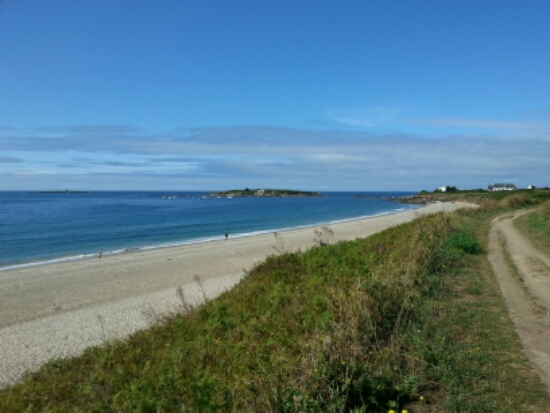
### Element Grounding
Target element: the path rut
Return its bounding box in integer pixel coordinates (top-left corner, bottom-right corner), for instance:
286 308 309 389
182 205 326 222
488 210 550 393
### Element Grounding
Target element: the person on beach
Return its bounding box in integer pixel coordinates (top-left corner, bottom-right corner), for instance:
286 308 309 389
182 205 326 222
225 233 228 240
99 250 102 259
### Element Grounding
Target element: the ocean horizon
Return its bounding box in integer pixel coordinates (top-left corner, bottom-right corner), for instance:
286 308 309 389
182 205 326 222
0 191 417 271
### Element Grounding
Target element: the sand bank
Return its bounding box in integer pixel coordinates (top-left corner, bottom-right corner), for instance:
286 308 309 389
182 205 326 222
0 201 471 388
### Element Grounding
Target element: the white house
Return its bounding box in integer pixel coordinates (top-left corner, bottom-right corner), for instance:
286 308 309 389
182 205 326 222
488 183 516 191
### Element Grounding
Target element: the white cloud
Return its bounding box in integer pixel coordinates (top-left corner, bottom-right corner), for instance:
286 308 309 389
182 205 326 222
1 123 549 191
324 106 550 138
325 106 411 129
408 117 550 134
11 170 59 175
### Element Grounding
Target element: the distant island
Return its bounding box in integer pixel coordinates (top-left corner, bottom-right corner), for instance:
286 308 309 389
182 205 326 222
209 188 322 197
33 190 88 194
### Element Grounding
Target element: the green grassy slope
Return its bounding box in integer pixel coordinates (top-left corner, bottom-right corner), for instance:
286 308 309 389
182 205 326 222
1 203 549 411
412 188 550 206
514 200 550 252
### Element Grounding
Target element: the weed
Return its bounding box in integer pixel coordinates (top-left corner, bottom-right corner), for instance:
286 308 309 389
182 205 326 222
193 274 208 303
272 231 292 254
97 314 107 342
313 225 335 246
140 304 161 325
176 285 195 313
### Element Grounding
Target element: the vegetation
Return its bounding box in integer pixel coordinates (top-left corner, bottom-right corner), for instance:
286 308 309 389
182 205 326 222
514 200 550 252
2 194 550 411
434 186 457 192
411 188 550 206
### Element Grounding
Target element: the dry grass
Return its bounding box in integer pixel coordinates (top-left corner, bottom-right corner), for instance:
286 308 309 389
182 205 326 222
540 200 550 215
500 194 537 208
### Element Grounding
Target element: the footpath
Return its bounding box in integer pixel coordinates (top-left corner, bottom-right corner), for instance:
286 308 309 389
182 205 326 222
488 210 550 393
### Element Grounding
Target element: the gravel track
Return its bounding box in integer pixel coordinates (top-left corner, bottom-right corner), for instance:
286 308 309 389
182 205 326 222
489 210 550 393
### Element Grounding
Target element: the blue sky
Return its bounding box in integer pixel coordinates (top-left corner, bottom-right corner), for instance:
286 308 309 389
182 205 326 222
1 0 549 191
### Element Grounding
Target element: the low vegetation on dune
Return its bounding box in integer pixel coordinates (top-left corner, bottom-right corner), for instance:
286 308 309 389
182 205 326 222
414 188 550 207
515 199 550 252
2 195 550 411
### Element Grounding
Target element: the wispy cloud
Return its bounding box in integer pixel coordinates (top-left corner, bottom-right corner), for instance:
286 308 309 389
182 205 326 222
408 117 550 134
325 106 550 137
12 170 59 175
325 106 411 129
0 156 22 163
1 123 549 191
32 125 146 135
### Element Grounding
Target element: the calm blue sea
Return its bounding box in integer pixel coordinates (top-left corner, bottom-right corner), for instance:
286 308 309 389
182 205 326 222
0 191 416 270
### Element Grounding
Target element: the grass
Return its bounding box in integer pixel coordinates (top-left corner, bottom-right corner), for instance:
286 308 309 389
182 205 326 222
1 199 550 411
515 200 550 253
415 188 550 207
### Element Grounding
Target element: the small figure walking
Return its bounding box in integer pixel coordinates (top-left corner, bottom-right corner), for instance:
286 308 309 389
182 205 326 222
99 250 102 259
225 233 228 240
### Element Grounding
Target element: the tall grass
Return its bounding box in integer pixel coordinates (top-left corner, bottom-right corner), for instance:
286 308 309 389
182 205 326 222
518 200 550 251
540 200 550 215
499 194 537 208
1 211 548 411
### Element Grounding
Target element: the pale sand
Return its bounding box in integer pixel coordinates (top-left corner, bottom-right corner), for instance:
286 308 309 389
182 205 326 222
0 201 471 388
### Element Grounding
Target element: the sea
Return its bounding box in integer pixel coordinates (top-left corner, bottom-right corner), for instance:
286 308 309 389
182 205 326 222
0 191 417 271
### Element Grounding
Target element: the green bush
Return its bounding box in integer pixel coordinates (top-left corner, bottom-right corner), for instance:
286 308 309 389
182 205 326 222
446 231 482 255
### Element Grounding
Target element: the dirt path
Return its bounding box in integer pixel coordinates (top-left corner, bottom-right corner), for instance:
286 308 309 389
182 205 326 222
488 210 550 393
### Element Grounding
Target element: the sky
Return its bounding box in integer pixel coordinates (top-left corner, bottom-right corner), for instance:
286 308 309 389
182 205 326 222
1 0 549 191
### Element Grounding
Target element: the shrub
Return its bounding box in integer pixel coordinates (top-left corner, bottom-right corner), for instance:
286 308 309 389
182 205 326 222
477 199 500 212
500 194 535 208
446 231 482 255
539 200 550 215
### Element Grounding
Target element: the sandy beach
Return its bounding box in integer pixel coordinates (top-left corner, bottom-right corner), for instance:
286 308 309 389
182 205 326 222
0 201 470 388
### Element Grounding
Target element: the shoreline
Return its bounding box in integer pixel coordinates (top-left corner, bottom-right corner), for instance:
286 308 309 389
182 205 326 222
0 201 471 388
0 205 417 272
